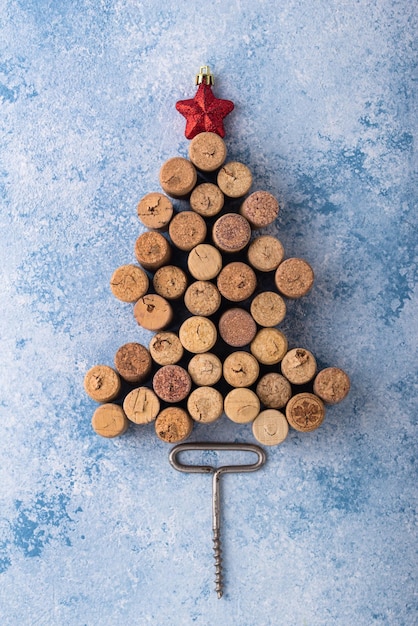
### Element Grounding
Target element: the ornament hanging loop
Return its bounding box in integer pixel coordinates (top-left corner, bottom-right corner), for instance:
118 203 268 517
196 65 214 85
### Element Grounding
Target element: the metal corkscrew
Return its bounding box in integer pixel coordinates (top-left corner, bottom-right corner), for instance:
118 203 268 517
169 442 266 598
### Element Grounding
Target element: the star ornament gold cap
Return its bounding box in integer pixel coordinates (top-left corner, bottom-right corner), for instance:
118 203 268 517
195 65 214 85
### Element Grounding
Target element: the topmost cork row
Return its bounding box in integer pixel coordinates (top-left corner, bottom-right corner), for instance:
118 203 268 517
138 132 278 229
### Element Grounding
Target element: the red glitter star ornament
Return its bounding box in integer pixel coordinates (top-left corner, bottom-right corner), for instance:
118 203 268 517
176 65 234 140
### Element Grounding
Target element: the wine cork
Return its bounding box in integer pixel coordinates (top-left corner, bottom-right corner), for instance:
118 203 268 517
223 351 260 388
188 132 227 172
168 211 207 251
217 162 252 198
92 403 129 438
188 352 222 386
179 316 217 354
114 342 152 383
153 265 188 300
286 392 325 432
184 281 221 317
256 373 292 409
313 367 350 404
224 388 260 424
281 348 317 385
188 244 223 281
137 192 173 230
219 308 257 347
155 407 193 443
133 294 173 331
212 213 251 254
110 264 149 303
240 191 279 228
190 183 224 217
250 328 288 365
275 258 314 299
159 157 197 198
134 231 171 271
250 291 286 327
247 235 284 272
123 387 160 424
187 386 224 423
217 262 257 302
152 365 192 403
149 331 184 365
252 409 288 446
84 365 121 403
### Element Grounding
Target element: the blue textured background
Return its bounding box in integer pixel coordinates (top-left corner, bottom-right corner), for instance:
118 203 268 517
1 1 417 624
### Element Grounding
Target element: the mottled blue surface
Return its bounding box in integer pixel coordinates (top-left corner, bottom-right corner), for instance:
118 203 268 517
1 1 417 624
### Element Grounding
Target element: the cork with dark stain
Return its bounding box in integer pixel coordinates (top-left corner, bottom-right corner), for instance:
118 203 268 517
152 365 192 403
219 308 257 347
114 342 152 383
212 213 251 253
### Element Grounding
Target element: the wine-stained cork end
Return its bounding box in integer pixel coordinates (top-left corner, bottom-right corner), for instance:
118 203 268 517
114 342 152 384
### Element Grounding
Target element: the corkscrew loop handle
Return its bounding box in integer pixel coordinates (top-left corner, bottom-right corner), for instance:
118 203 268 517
169 442 266 474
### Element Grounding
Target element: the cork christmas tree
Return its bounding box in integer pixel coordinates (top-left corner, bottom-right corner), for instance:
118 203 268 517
84 65 350 446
